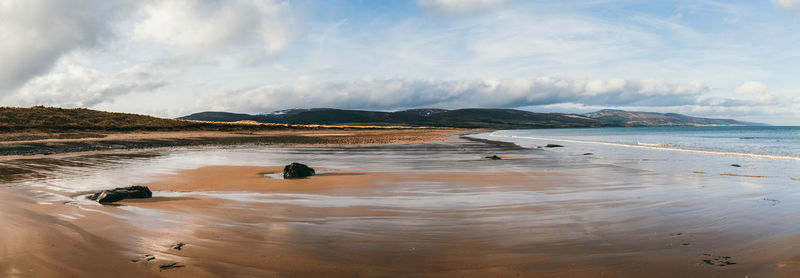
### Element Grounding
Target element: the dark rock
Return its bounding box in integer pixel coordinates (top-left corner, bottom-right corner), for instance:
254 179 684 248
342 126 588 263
283 162 315 179
583 153 593 155
87 185 152 203
485 155 502 160
544 144 564 148
172 243 185 250
731 164 741 167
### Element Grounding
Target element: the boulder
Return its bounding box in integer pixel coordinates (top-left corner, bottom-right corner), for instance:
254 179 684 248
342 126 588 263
283 162 315 179
485 155 502 160
88 185 152 203
583 153 594 155
731 164 741 167
545 144 564 148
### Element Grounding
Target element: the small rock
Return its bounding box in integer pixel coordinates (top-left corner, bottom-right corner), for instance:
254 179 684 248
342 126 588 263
172 243 185 250
87 185 152 203
583 153 593 155
283 162 315 179
545 144 564 148
731 164 741 167
485 155 502 160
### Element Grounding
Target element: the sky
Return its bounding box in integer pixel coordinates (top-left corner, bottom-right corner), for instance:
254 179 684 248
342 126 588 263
1 0 800 125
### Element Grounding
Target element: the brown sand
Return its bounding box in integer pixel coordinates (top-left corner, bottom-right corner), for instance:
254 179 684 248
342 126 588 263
2 165 797 277
0 189 154 277
3 135 800 277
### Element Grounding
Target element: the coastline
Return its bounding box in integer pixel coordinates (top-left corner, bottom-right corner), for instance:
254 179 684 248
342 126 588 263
2 129 800 277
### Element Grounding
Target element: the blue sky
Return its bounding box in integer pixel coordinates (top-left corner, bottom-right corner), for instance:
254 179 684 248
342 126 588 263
1 0 799 124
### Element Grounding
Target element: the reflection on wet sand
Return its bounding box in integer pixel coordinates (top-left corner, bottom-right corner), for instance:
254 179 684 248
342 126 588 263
2 138 800 277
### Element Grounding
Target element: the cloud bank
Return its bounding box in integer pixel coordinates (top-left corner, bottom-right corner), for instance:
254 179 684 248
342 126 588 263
205 77 708 113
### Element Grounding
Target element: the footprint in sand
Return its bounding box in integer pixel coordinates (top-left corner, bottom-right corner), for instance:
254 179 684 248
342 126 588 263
700 254 736 267
159 262 186 271
172 243 185 250
763 198 780 206
669 233 692 247
131 254 155 263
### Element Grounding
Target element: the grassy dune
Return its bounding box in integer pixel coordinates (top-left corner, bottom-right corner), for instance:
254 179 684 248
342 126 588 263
0 106 438 132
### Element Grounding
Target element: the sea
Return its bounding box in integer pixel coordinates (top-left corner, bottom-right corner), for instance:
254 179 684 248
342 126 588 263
471 126 800 183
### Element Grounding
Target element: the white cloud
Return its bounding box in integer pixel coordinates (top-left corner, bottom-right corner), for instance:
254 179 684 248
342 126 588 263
418 0 509 14
9 60 169 107
735 81 767 95
0 0 129 90
134 0 291 55
202 77 708 113
735 81 774 102
773 0 800 9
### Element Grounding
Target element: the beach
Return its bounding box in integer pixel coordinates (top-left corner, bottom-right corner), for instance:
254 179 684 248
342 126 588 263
2 128 800 277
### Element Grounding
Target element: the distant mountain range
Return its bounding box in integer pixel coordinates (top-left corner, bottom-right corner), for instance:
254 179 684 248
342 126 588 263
179 108 765 128
583 109 766 127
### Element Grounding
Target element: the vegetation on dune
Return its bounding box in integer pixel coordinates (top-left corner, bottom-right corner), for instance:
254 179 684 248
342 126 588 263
0 106 309 132
0 106 194 130
0 106 444 132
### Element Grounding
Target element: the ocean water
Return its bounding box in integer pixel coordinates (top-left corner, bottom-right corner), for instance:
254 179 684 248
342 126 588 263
472 126 800 181
489 126 800 159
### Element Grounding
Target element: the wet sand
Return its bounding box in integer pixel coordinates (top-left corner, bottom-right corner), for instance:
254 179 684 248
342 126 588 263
2 135 800 277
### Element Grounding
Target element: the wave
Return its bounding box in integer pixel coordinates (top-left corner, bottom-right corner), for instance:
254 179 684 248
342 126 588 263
488 132 800 161
636 142 684 148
